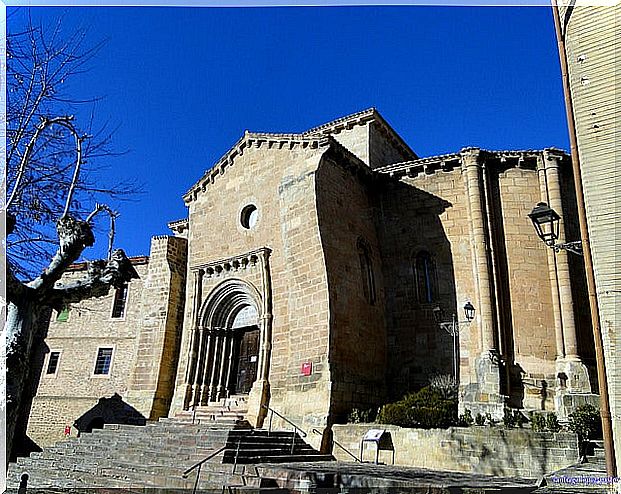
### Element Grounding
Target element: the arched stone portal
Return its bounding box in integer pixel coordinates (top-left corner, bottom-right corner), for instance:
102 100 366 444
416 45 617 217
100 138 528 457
184 279 266 407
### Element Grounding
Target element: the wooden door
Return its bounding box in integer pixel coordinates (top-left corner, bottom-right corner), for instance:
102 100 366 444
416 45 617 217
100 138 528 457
235 327 260 394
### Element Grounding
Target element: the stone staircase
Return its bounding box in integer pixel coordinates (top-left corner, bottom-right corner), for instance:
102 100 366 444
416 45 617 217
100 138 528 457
7 398 333 492
535 441 616 493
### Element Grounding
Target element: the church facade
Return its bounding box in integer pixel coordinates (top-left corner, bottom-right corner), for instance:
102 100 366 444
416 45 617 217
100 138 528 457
27 109 598 448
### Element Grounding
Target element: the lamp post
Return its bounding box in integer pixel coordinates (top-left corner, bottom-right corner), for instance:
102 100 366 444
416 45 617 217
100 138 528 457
528 202 583 255
434 302 475 381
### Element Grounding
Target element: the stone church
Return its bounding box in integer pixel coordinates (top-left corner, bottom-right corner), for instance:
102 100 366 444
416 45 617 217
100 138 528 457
26 109 598 448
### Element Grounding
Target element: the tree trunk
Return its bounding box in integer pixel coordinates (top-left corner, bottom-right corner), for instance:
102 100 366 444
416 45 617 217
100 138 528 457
6 297 39 463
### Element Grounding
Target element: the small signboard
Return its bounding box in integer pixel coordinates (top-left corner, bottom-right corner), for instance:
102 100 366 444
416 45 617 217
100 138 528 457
360 429 395 464
301 361 312 376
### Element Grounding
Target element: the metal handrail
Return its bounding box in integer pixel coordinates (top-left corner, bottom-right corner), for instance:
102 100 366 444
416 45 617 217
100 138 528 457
311 428 361 462
261 404 307 438
182 445 227 494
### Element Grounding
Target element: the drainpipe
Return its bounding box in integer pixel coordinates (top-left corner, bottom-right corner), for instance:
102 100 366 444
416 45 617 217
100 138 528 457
551 1 616 477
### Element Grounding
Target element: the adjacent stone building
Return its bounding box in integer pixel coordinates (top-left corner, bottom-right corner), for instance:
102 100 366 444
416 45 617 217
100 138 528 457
25 109 598 448
26 236 187 447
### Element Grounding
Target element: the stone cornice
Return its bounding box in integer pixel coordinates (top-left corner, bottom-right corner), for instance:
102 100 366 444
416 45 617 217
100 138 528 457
376 148 570 179
167 218 188 234
303 107 418 162
183 132 330 204
191 247 271 278
302 108 377 135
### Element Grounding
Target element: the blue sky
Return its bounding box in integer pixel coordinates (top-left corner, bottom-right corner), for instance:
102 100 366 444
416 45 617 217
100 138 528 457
9 6 569 259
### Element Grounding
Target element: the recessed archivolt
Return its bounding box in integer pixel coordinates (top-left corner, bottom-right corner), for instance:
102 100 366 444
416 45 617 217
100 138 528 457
199 278 262 329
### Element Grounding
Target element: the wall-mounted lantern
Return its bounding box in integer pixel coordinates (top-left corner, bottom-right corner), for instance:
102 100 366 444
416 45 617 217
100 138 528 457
528 202 583 256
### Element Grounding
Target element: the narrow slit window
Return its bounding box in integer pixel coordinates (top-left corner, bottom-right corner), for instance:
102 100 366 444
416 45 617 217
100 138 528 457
111 284 128 319
94 348 113 375
46 352 60 375
414 251 437 304
357 239 376 305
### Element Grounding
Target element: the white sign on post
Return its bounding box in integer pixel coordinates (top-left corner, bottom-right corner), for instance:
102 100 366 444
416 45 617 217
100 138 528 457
363 429 386 441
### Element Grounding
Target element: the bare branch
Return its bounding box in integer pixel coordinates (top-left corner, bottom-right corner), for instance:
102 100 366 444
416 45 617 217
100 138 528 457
5 115 81 212
47 249 139 307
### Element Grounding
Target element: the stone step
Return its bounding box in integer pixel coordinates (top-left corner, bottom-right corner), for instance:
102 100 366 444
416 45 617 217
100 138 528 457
9 414 334 491
226 454 335 464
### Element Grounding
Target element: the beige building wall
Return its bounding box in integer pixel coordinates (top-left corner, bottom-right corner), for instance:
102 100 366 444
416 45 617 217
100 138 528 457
170 136 335 431
560 4 620 472
27 235 188 448
27 260 149 447
126 236 188 419
377 149 593 415
315 153 388 419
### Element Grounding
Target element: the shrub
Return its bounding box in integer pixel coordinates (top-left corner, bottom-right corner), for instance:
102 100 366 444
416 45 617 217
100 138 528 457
504 409 528 428
569 404 602 441
514 410 527 428
429 374 458 400
503 409 517 428
377 386 457 429
530 412 547 432
484 413 494 426
348 407 378 424
458 409 474 427
475 413 485 426
546 413 561 432
377 402 411 427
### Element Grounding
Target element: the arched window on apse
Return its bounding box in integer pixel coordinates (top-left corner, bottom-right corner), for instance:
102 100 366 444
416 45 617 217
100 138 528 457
357 238 376 305
414 250 437 304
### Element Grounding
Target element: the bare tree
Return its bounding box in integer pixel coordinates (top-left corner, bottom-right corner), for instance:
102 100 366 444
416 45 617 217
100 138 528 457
4 14 138 460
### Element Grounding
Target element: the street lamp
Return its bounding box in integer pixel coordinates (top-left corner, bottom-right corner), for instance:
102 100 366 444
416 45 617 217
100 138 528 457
433 302 476 381
528 202 583 255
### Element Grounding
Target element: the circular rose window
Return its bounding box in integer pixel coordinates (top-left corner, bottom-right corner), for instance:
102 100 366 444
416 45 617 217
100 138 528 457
240 204 258 229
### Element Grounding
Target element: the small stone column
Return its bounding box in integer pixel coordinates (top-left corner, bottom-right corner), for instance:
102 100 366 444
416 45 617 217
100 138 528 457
246 249 273 428
199 329 215 404
541 150 591 398
462 148 497 354
208 330 223 402
537 156 566 360
183 269 203 408
460 148 503 420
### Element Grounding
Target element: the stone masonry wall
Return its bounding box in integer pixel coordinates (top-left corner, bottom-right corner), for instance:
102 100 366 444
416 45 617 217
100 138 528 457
27 262 149 447
368 121 413 169
315 156 387 419
170 142 334 431
126 236 188 419
333 424 580 479
496 167 556 369
377 168 478 397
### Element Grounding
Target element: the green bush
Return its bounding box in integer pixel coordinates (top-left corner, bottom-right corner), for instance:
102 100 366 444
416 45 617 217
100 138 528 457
569 404 602 441
377 386 457 429
515 410 527 428
504 409 528 428
503 409 516 428
377 402 411 427
458 409 474 427
530 412 547 432
475 413 485 426
546 413 561 432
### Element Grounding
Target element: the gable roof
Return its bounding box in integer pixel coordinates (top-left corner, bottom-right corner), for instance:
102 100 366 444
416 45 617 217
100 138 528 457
303 107 418 161
183 109 418 204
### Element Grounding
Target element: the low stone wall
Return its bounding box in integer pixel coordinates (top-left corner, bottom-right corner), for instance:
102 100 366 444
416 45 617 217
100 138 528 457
332 424 580 479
